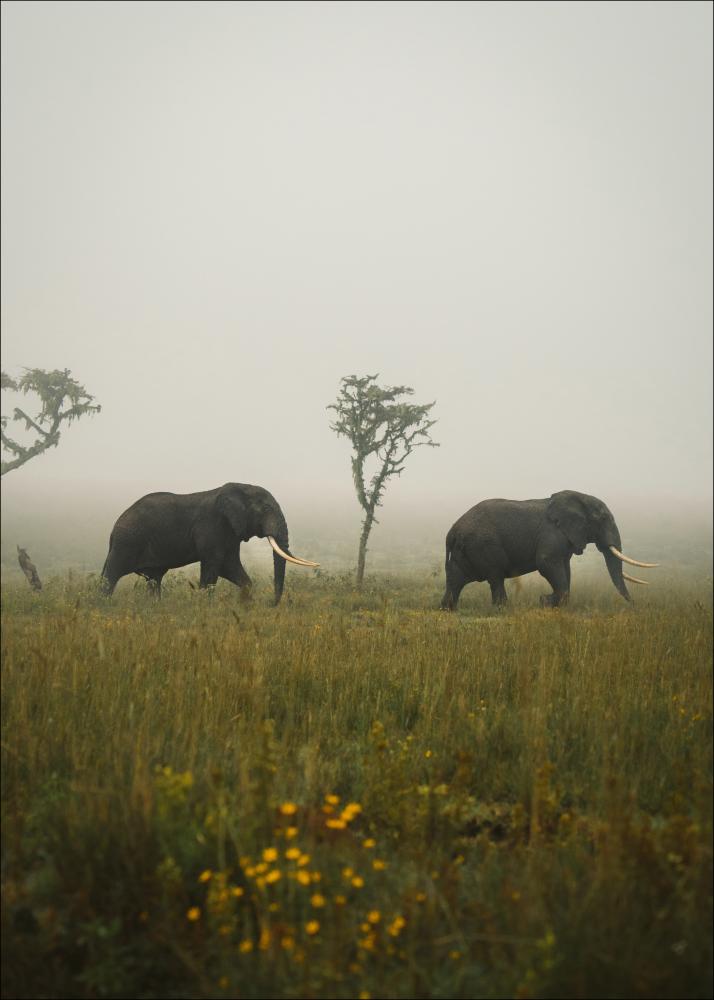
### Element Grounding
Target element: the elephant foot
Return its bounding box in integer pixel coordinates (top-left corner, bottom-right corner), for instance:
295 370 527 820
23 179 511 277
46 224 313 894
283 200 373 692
540 593 568 609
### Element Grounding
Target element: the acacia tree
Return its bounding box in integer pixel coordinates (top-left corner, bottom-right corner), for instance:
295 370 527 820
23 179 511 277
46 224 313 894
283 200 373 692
329 374 438 586
1 368 101 476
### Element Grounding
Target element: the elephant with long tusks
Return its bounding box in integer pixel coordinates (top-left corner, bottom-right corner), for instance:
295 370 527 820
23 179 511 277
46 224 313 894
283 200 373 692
441 490 658 609
101 482 318 603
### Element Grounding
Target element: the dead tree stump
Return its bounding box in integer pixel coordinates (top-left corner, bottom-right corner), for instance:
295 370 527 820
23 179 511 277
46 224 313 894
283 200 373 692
17 546 42 591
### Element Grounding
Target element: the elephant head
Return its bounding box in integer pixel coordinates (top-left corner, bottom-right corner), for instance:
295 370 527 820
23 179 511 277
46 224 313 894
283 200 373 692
546 491 658 601
216 484 318 604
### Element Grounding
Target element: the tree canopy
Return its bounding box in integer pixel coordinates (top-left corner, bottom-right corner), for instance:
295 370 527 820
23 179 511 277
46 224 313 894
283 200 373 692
1 368 101 476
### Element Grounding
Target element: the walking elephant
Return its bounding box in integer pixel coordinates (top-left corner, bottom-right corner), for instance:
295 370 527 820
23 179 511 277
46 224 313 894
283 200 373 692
101 482 318 603
441 490 658 609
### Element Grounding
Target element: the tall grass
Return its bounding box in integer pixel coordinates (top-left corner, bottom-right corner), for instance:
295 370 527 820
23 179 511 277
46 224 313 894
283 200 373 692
1 573 712 999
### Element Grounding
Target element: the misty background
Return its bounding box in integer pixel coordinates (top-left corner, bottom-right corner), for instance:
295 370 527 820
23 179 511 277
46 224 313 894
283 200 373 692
2 1 712 584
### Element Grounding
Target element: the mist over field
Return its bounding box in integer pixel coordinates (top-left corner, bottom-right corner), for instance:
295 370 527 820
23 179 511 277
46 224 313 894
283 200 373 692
1 485 711 596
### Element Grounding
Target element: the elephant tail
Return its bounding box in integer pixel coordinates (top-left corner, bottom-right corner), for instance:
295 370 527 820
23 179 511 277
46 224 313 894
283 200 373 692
101 532 115 579
445 528 456 572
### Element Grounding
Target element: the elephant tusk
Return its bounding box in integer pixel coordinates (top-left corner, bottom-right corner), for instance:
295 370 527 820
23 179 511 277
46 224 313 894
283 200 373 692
608 546 659 568
267 536 320 568
622 572 650 585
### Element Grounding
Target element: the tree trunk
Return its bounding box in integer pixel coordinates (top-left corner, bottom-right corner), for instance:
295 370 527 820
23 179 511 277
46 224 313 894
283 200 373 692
356 509 376 587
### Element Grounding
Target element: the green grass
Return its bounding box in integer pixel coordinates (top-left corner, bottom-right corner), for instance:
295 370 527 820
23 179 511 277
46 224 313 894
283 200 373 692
1 572 712 999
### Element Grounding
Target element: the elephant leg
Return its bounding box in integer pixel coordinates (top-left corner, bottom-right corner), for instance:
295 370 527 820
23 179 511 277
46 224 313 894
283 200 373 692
101 548 133 596
538 560 570 607
221 558 253 601
141 569 166 598
199 562 220 588
441 559 469 610
489 579 508 606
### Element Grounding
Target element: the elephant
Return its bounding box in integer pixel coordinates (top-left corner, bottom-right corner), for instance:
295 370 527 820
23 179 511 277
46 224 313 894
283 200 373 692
440 490 658 610
101 482 318 603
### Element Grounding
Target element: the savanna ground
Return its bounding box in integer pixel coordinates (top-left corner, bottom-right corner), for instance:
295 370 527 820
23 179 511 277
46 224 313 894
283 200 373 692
1 568 712 1000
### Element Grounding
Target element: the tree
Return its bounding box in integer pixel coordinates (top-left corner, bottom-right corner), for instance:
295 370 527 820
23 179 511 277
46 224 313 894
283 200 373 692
1 368 101 476
328 374 439 586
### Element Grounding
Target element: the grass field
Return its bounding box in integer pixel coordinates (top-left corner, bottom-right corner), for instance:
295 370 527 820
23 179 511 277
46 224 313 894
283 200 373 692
1 571 712 999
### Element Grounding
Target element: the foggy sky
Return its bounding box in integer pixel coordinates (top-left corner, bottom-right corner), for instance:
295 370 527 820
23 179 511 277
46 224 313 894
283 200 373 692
2 1 712 530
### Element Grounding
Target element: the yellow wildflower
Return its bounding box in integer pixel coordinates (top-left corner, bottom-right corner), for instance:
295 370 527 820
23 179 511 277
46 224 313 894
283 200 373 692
352 876 364 888
285 826 299 840
388 915 406 936
254 862 268 875
296 871 311 886
238 939 253 953
325 794 340 805
259 927 271 950
310 871 322 883
232 886 244 898
198 869 212 883
363 838 376 849
186 906 201 921
285 847 301 860
425 750 433 758
279 802 298 815
334 894 347 905
310 893 326 907
305 920 320 935
342 867 354 879
372 859 387 871
326 818 347 829
449 949 461 960
265 869 281 884
297 854 310 867
359 992 371 999
367 910 381 924
262 848 278 863
281 935 295 950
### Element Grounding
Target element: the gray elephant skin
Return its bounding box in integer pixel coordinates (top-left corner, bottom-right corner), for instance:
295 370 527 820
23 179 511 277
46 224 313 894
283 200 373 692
101 483 317 603
441 490 657 609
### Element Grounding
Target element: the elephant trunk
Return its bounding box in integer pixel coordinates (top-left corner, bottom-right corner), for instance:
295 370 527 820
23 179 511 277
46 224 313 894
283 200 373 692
273 550 286 606
263 511 290 606
598 520 631 602
603 547 631 601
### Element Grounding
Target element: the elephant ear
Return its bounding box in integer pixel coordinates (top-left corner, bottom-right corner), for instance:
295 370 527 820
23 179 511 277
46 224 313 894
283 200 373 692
216 489 249 540
546 491 588 554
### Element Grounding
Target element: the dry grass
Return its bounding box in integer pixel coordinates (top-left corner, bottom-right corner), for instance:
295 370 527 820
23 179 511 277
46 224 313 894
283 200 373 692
1 571 712 998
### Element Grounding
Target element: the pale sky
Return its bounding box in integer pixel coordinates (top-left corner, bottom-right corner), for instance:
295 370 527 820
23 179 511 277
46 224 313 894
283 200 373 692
2 1 712 534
